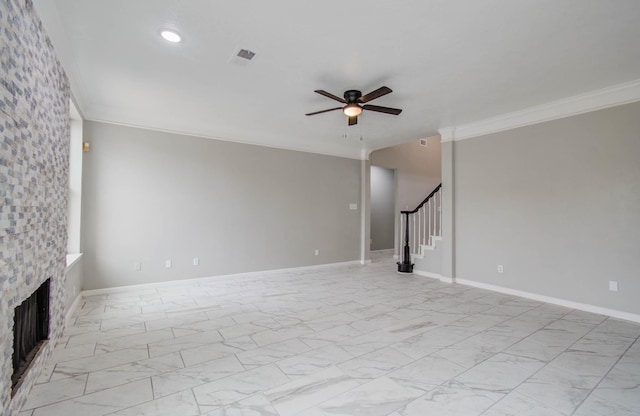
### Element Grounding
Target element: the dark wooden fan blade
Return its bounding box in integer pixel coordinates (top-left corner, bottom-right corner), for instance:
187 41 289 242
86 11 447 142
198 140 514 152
314 90 346 103
359 86 392 103
305 107 342 116
348 116 358 126
363 104 402 115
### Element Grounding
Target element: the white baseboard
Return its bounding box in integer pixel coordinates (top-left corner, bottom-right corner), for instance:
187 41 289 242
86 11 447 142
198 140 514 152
413 269 454 284
82 260 364 297
370 249 394 254
65 293 83 326
455 277 640 324
70 261 640 324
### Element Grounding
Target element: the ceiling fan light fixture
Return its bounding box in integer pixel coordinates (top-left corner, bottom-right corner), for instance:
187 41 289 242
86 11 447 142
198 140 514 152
160 30 181 43
343 103 362 117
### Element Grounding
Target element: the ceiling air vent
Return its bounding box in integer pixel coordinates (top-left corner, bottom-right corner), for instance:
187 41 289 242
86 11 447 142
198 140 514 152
236 49 256 60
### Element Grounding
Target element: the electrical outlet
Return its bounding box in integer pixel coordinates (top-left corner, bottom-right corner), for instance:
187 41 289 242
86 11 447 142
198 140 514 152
497 264 504 273
315 249 319 256
133 261 141 271
609 281 618 292
165 259 172 268
193 257 199 266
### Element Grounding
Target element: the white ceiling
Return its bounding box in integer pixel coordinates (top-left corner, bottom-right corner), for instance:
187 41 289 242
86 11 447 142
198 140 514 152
34 0 640 159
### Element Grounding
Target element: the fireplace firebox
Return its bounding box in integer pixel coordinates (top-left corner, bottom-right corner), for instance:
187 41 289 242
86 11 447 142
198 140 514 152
12 278 50 394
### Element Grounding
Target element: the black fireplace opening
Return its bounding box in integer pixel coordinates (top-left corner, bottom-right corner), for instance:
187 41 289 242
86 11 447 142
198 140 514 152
12 278 50 395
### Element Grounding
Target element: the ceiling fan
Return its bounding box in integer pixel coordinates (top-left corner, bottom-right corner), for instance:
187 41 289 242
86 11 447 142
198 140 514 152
305 86 402 126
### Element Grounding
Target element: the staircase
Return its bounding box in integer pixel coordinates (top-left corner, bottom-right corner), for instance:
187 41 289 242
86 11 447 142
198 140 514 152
396 184 442 273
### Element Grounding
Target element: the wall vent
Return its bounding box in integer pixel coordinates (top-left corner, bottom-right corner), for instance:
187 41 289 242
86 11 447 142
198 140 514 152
236 49 256 60
419 138 428 147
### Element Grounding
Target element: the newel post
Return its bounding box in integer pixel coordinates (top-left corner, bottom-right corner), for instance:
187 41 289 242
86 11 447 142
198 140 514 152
397 211 414 273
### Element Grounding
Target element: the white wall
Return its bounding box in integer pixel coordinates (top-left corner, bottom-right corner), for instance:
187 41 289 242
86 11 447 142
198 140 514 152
451 101 640 315
370 166 395 250
67 101 83 253
65 101 84 317
81 121 362 289
64 257 83 314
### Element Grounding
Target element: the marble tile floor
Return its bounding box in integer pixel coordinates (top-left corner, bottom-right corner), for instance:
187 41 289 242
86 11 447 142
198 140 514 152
20 257 640 415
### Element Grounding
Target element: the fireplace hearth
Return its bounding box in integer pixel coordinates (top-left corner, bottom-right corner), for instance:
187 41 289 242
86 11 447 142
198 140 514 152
12 279 50 395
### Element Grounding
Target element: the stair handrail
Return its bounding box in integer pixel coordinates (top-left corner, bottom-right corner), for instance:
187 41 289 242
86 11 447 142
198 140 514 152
401 183 442 214
397 183 442 273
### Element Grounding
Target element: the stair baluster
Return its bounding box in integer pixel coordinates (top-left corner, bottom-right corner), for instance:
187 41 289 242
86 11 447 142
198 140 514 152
396 183 442 273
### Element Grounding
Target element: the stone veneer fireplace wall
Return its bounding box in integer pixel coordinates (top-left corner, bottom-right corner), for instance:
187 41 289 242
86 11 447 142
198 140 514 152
0 0 70 414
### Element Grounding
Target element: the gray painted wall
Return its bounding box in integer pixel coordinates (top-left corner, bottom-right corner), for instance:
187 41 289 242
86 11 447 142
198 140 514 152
81 121 361 289
370 166 395 250
370 137 442 211
453 101 640 314
370 137 442 255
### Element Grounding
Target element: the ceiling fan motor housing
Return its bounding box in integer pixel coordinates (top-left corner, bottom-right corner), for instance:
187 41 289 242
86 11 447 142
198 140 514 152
344 90 362 103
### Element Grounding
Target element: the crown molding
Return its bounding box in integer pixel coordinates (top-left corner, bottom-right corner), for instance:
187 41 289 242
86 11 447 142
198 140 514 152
438 127 455 143
84 117 363 160
439 78 640 142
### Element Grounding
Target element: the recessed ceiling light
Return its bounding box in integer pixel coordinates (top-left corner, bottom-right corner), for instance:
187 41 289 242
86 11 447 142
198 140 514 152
160 30 181 43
